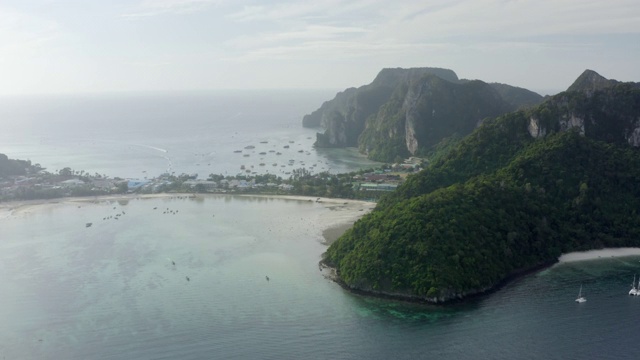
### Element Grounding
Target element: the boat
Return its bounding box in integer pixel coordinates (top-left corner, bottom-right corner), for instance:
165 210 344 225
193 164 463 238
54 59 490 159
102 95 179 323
630 274 638 296
575 284 586 303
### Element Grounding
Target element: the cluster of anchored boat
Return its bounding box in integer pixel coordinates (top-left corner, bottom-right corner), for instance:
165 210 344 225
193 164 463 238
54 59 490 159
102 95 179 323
630 274 640 296
575 274 640 304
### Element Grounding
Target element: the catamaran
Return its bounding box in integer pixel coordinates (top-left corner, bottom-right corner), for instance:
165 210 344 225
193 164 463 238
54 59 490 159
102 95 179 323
629 274 638 296
576 284 586 303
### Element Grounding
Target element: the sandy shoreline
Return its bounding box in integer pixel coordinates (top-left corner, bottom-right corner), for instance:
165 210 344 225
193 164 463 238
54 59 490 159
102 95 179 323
0 193 376 242
558 248 640 263
3 195 639 260
235 194 376 244
0 193 179 218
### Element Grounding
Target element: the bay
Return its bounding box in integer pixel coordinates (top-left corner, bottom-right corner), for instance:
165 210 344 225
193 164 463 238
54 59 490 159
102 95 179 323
2 90 640 359
0 90 380 179
1 196 640 359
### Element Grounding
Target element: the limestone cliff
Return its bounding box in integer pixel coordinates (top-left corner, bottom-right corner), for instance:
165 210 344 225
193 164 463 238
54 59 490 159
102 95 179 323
358 75 512 161
527 75 640 146
303 67 459 148
304 67 543 161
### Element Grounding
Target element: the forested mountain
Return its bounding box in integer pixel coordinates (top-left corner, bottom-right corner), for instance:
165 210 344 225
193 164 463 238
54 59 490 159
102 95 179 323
304 67 544 162
303 67 460 149
323 71 640 303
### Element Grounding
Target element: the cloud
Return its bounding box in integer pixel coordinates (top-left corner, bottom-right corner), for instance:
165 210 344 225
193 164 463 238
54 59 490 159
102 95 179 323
121 0 226 18
223 38 453 63
227 0 379 23
221 0 640 64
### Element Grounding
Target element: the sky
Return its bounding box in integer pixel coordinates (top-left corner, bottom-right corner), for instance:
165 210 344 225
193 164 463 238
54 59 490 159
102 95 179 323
0 0 638 96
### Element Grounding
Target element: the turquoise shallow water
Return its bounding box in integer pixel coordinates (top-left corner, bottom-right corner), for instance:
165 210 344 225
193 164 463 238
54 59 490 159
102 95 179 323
2 196 640 359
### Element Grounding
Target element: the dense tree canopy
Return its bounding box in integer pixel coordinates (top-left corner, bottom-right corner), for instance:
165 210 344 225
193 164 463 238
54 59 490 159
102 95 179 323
325 83 640 303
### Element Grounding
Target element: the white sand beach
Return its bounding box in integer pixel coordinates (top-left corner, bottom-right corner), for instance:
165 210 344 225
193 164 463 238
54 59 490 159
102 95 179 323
0 193 178 219
225 194 376 244
0 193 376 242
558 248 640 263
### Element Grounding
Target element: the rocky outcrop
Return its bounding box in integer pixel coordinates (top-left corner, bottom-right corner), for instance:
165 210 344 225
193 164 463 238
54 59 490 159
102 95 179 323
567 69 620 94
559 114 586 135
527 117 546 138
527 78 640 145
627 123 640 146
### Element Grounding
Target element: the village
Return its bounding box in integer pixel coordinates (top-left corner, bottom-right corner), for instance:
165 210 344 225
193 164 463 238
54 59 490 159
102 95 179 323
0 156 424 202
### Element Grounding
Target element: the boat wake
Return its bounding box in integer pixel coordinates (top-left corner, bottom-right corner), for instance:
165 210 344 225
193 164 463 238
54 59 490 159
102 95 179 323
131 143 168 153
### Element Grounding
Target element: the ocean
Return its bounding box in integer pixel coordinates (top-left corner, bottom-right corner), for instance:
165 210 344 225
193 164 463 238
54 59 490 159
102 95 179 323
2 196 640 359
2 91 640 359
0 90 380 179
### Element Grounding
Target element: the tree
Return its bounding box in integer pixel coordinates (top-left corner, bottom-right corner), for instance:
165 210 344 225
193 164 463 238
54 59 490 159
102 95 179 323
59 167 73 177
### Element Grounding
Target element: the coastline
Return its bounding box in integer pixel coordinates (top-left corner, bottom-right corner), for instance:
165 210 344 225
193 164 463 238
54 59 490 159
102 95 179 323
13 194 639 306
0 194 376 235
323 247 640 306
233 194 376 244
557 247 640 263
0 193 180 218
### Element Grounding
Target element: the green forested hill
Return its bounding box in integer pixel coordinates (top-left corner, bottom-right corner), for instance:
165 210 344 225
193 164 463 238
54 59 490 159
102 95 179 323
304 67 543 162
324 81 640 303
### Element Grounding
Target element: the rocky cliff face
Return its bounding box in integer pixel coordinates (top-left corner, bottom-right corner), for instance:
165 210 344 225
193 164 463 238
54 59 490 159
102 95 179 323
303 67 459 148
358 75 513 161
567 69 620 94
527 75 640 145
304 67 543 161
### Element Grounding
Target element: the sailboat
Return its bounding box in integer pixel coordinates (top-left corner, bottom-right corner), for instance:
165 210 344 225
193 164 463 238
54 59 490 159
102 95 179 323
575 284 586 303
629 274 638 296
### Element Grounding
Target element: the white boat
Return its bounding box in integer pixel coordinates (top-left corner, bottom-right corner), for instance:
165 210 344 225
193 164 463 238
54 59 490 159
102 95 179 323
575 284 586 303
630 274 638 296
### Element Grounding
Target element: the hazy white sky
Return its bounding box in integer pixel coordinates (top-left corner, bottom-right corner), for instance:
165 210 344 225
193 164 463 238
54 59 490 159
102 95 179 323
1 0 638 95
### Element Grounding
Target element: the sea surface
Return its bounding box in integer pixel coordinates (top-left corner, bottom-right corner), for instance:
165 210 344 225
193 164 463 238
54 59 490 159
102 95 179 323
2 196 640 359
3 91 640 359
0 90 380 179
